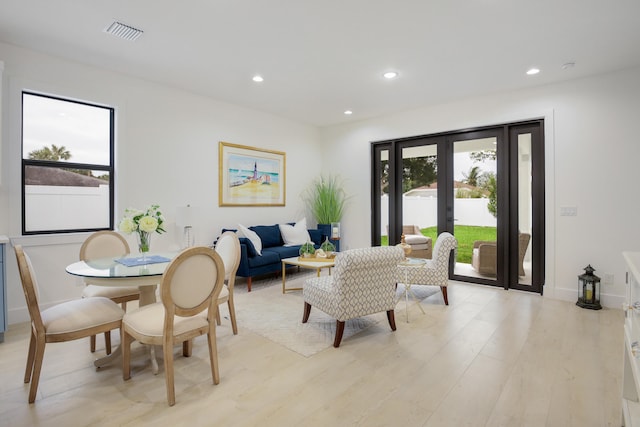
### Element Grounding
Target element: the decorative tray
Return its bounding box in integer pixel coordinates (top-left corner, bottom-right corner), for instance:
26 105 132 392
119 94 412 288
297 255 336 262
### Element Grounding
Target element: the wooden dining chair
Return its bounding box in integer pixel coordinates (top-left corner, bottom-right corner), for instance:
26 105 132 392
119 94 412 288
14 245 124 403
80 230 140 354
122 246 225 406
214 231 240 334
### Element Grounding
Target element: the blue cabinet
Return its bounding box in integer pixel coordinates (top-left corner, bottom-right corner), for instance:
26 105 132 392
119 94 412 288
0 237 7 343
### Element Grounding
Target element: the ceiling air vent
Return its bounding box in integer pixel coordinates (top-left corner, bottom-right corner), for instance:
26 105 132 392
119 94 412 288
104 21 143 41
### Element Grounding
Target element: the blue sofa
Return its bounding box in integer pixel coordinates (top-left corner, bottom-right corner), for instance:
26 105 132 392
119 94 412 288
219 224 324 291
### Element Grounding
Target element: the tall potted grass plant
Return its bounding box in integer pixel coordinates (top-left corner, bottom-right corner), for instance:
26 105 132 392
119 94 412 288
304 175 348 250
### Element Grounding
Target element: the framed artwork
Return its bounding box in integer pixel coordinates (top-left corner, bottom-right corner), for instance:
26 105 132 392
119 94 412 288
218 141 286 206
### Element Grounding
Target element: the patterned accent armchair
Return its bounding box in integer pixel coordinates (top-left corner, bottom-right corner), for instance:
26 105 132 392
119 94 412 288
302 246 405 348
397 232 458 305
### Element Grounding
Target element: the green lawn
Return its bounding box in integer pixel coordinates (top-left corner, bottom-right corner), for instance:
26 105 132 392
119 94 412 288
381 225 496 264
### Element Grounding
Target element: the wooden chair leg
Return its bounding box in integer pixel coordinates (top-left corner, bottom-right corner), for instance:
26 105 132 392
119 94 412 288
333 321 345 348
215 307 222 326
207 327 220 386
163 338 176 406
302 302 312 323
183 339 192 357
90 335 96 353
228 298 238 335
386 310 397 331
440 286 449 305
104 331 112 355
122 331 132 381
247 277 252 292
28 336 46 403
24 331 36 384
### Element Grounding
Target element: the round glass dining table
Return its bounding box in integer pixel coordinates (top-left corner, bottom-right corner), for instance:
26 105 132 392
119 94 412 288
66 252 175 306
66 252 176 371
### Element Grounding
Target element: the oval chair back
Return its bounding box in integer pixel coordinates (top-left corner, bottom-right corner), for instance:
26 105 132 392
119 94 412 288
80 230 130 260
15 245 45 335
161 247 225 318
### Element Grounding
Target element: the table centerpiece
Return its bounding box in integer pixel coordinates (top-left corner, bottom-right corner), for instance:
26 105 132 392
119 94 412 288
118 204 166 259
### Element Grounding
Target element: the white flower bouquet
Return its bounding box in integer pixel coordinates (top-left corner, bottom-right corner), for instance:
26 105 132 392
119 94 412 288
118 204 166 253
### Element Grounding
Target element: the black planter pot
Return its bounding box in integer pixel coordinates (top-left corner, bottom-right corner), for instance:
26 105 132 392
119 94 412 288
317 223 340 252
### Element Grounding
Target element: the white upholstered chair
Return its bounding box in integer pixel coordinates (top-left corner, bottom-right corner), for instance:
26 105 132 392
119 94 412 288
122 246 225 406
80 230 140 354
15 245 124 403
302 246 405 347
397 232 457 305
214 231 241 334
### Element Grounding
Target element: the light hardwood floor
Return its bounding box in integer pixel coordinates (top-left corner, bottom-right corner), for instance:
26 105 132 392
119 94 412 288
0 274 625 427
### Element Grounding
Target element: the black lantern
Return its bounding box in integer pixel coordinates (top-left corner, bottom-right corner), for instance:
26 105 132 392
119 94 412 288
576 264 602 310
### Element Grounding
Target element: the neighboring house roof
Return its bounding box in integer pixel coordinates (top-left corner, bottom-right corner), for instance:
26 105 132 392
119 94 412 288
414 181 476 190
25 165 107 187
404 181 479 197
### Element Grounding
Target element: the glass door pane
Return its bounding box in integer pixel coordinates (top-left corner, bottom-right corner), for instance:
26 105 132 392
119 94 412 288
400 144 438 257
451 137 498 281
379 148 390 246
516 133 533 286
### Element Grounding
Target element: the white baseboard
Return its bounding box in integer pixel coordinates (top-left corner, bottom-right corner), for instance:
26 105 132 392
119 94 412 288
545 286 624 310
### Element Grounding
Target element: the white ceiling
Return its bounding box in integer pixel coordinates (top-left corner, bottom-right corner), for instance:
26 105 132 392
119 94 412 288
1 0 639 127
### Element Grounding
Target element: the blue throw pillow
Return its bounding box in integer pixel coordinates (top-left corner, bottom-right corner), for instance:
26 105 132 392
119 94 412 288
238 237 258 257
250 225 282 248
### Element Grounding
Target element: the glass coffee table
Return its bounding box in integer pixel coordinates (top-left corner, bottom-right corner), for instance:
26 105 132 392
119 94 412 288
281 256 336 293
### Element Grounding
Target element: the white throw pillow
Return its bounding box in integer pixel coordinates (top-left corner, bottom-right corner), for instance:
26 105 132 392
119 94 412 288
238 224 262 255
279 218 311 246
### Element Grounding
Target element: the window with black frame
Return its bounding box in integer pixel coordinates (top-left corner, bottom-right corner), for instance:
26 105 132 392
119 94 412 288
21 92 114 234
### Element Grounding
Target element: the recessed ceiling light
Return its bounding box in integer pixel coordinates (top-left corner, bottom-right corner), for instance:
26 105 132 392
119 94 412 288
252 75 264 82
526 68 540 75
344 110 353 115
383 71 398 79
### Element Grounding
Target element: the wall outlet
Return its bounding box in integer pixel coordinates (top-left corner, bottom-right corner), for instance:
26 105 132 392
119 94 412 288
560 206 577 216
603 273 614 286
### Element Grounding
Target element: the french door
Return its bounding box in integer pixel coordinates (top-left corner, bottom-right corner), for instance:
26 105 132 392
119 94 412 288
371 120 544 293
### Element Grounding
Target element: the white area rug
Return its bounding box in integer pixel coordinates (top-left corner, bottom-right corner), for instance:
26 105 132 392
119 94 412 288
232 271 439 357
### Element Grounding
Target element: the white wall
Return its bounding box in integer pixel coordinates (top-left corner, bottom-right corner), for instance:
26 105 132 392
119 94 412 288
0 42 322 322
2 41 639 322
320 67 640 307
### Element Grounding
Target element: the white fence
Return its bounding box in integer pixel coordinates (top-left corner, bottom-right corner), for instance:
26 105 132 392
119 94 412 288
25 185 110 231
380 195 496 234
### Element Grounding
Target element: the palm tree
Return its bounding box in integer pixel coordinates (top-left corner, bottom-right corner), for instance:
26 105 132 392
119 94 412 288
28 144 71 161
462 166 481 187
50 144 71 161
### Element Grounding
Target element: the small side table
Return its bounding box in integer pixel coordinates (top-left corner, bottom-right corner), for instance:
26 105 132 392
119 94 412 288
397 257 427 322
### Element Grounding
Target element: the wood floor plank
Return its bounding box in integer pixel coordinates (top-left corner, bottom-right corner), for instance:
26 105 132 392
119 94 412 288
0 277 624 427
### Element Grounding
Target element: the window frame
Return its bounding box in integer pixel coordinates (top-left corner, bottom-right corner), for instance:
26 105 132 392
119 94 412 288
21 91 115 235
